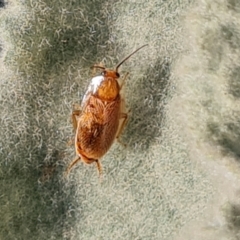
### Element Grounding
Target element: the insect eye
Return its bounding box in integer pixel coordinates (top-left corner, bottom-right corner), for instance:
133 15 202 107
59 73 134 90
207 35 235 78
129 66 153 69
116 72 120 78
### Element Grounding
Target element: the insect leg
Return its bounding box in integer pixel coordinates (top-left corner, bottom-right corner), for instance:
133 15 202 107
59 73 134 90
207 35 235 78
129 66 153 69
71 106 81 132
95 160 102 176
67 107 81 146
116 112 129 146
65 156 81 176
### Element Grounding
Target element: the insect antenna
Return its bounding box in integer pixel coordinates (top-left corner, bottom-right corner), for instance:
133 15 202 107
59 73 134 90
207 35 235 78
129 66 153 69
115 44 148 72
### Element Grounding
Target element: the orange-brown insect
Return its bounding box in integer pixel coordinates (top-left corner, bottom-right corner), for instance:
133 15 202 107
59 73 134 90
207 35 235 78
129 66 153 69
66 44 148 176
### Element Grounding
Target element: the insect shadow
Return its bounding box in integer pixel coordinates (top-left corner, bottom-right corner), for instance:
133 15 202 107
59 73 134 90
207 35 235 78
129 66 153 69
122 57 171 151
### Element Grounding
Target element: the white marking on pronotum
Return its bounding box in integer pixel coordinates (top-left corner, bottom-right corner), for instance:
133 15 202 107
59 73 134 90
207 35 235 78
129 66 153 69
81 75 104 105
91 75 104 93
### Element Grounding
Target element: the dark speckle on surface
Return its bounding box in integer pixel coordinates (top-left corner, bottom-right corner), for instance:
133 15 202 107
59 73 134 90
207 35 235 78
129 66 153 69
0 0 5 8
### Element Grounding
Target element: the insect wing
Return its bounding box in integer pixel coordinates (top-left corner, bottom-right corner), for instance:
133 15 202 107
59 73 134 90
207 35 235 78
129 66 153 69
76 95 121 159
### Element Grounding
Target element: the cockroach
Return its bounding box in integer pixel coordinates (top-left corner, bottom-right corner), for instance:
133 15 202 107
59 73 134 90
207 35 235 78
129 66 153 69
66 44 148 176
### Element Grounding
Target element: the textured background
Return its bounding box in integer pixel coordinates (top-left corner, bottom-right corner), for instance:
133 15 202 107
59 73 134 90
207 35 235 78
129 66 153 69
0 0 240 239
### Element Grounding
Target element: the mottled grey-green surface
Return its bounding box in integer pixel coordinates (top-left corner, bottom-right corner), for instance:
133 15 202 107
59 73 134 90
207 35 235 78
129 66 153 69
0 0 240 239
